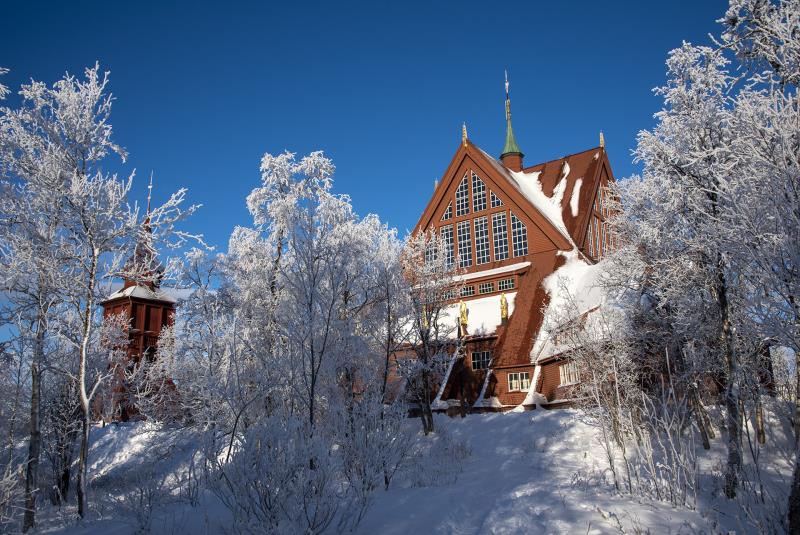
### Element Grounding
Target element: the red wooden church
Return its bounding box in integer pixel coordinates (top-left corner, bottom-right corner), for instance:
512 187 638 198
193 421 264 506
99 209 176 421
416 78 616 411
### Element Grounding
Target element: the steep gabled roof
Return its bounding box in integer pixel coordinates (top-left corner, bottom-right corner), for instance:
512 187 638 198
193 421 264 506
414 141 573 252
521 146 614 248
415 140 614 255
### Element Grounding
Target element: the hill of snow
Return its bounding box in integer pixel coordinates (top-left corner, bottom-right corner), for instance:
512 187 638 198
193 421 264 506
38 406 791 534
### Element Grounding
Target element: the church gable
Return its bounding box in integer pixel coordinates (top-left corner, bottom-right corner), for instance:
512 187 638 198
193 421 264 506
415 143 571 272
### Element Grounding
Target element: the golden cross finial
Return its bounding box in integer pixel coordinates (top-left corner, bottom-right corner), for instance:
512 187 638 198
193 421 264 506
599 131 605 149
462 122 468 147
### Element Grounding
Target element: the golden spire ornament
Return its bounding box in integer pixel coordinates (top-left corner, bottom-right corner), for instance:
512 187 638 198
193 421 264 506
462 122 468 147
500 292 508 322
599 131 605 149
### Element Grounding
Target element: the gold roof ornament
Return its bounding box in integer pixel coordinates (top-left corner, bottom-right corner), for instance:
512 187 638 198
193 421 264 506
462 122 468 147
500 292 508 321
599 131 605 149
459 300 468 326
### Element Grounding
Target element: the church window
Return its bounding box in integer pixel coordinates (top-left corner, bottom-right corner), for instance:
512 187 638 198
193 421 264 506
511 212 528 257
457 220 472 268
490 191 503 208
479 281 494 294
440 225 454 267
472 350 491 370
425 238 438 263
460 285 475 297
472 172 486 212
498 278 515 291
559 361 580 385
492 212 508 260
601 220 607 256
508 371 530 391
455 174 470 216
586 219 595 257
441 202 452 221
474 216 490 265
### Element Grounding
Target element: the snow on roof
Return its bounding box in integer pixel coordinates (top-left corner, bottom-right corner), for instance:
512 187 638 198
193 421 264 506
103 284 178 304
439 291 517 338
570 178 583 217
478 148 575 247
453 261 530 282
530 250 608 363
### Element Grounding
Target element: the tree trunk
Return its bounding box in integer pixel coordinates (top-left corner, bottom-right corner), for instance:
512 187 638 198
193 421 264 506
22 323 45 532
755 391 766 445
76 416 90 518
420 368 434 435
76 251 98 518
691 386 711 450
718 265 741 499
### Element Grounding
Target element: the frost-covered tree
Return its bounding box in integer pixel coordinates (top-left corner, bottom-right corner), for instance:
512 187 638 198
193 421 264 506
401 231 463 435
0 64 197 524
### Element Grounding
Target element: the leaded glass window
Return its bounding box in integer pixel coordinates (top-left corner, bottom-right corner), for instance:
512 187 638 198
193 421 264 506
472 172 486 212
425 237 437 263
511 212 528 257
457 220 472 268
474 216 490 265
440 225 454 267
492 212 508 261
490 191 503 208
455 174 469 217
441 202 452 221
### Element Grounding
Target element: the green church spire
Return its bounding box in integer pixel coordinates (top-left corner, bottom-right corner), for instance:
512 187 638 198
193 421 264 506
501 70 523 158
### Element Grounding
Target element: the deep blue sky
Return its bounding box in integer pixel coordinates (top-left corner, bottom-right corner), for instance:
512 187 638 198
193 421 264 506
2 0 726 251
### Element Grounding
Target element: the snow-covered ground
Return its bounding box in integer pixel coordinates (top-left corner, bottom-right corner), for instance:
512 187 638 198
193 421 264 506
38 407 791 534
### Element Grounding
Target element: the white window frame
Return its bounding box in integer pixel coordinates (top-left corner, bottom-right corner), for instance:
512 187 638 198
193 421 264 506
492 212 508 261
455 174 470 216
472 172 487 212
508 371 530 392
478 281 494 294
498 277 515 291
441 202 452 221
471 350 491 370
559 360 580 386
457 220 472 268
490 190 504 208
474 216 490 265
511 212 528 257
440 224 454 268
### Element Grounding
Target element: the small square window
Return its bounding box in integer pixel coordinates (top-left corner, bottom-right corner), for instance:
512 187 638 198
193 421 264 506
559 361 580 386
471 350 491 370
498 278 515 291
478 282 494 294
508 372 530 392
460 286 475 297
